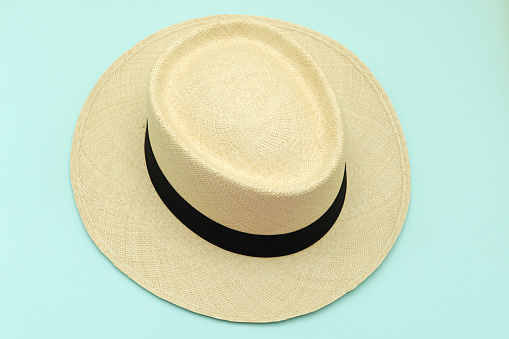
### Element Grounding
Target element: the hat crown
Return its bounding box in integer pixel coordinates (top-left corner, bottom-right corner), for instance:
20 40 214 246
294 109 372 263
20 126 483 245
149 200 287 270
147 17 345 235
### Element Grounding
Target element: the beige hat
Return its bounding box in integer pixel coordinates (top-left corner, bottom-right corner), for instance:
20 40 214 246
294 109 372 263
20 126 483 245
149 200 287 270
71 14 410 323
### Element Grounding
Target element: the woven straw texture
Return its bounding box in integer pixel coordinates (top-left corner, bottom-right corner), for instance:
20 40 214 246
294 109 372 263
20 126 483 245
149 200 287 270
71 15 411 323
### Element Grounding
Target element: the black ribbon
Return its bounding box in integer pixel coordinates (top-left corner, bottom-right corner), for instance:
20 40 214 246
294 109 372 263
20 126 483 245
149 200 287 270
145 124 346 257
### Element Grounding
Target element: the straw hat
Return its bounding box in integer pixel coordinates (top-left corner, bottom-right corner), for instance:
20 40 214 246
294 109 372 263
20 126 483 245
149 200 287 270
71 14 410 323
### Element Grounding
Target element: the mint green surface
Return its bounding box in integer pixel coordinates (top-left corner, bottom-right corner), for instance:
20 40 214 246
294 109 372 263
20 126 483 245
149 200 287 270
1 0 508 337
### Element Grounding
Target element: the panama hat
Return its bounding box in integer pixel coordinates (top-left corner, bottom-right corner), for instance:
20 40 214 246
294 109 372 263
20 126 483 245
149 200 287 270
70 14 410 323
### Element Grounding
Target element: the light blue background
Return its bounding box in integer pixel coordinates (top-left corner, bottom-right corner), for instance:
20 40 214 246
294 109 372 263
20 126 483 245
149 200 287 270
1 0 508 338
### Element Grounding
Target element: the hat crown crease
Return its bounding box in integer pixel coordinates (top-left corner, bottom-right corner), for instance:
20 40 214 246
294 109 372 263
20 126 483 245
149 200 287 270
147 17 345 235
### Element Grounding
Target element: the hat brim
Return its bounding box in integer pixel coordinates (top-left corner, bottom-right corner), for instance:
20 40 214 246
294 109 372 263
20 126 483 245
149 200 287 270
71 15 410 323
